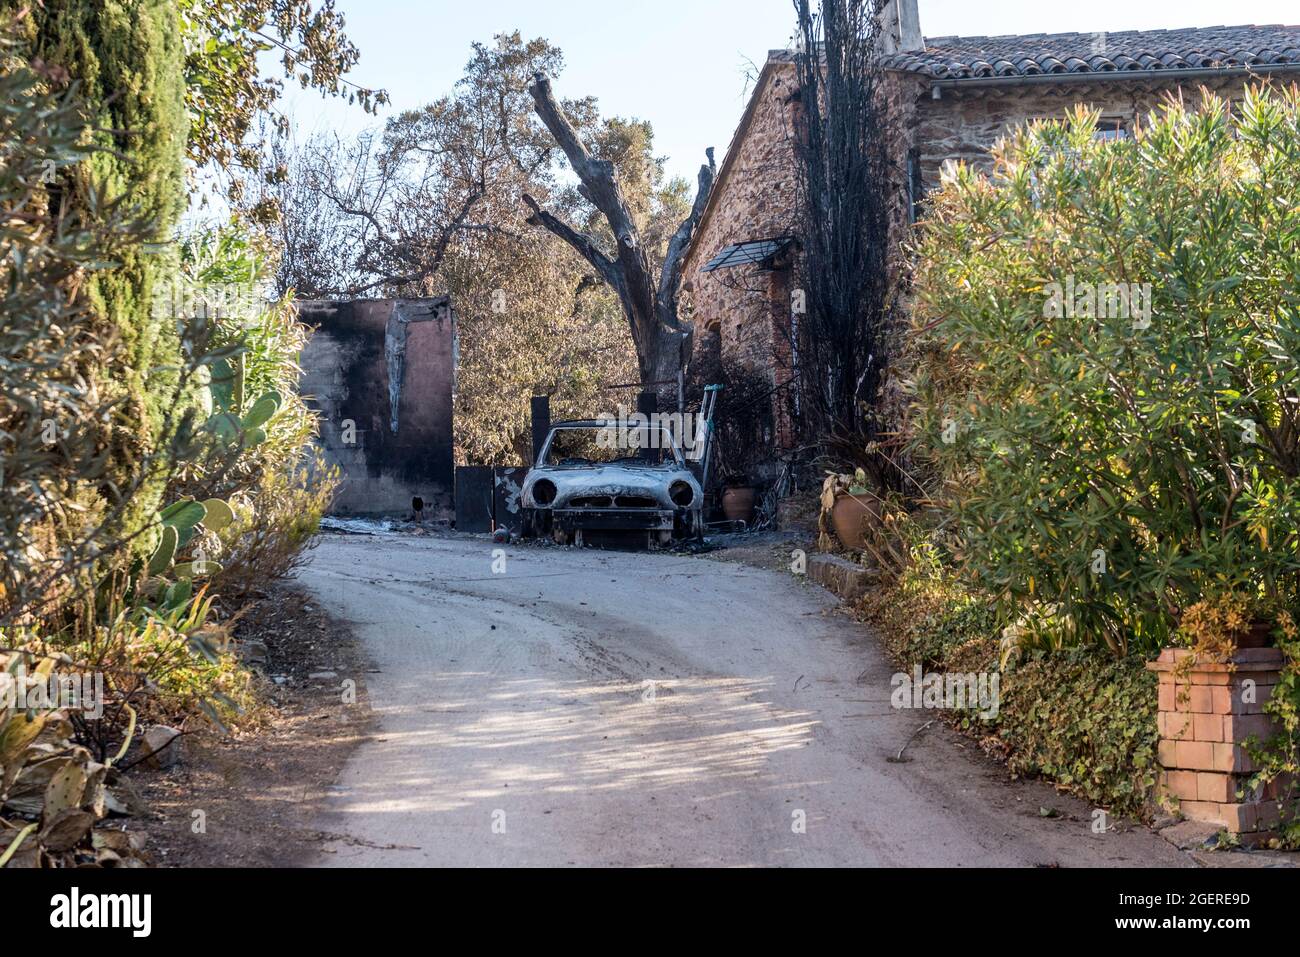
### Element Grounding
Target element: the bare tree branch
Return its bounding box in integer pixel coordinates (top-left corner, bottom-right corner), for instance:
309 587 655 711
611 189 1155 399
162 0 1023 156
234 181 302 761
658 149 717 318
526 73 714 388
522 192 622 290
528 75 641 250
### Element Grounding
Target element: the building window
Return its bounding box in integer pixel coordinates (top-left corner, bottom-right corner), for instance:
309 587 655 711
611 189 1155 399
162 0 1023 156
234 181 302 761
1029 114 1130 146
1093 116 1129 142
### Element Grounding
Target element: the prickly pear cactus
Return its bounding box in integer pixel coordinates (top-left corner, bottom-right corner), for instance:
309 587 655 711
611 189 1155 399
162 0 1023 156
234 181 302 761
202 389 280 449
144 498 233 583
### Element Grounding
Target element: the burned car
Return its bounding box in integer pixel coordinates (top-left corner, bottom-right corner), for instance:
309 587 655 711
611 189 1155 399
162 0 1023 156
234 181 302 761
521 419 703 547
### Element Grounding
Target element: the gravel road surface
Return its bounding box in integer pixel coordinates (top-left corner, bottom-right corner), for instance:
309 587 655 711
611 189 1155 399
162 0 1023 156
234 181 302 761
297 532 1190 868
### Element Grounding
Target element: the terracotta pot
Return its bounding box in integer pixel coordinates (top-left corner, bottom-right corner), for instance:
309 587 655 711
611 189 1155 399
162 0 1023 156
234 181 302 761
1238 621 1275 649
831 492 878 551
721 486 756 524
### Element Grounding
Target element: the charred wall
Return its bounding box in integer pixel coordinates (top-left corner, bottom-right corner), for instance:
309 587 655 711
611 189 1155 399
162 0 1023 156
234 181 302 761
298 298 456 518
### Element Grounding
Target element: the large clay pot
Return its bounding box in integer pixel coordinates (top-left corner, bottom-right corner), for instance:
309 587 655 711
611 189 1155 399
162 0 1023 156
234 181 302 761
1238 621 1275 649
831 492 877 551
721 486 756 524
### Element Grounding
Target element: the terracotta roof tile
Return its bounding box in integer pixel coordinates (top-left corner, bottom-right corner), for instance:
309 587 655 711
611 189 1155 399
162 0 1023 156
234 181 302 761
880 24 1300 80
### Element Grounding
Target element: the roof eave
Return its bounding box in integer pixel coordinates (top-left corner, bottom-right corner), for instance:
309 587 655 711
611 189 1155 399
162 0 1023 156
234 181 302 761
684 57 798 275
911 62 1300 93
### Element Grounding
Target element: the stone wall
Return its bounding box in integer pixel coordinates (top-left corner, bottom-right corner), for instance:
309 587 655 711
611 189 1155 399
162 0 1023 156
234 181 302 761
896 75 1252 193
298 299 456 518
683 60 800 381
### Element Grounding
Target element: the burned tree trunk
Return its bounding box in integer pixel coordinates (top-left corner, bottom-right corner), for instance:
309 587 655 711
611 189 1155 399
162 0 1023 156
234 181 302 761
523 75 715 389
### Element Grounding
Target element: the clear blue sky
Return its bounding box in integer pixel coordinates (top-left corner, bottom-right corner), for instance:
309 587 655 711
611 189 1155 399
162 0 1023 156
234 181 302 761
279 0 1297 182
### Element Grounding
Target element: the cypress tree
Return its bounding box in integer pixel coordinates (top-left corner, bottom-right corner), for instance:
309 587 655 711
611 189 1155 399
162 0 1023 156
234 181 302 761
16 0 189 530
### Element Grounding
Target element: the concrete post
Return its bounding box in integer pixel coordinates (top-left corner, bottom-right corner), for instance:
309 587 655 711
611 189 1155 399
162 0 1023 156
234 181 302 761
531 395 551 466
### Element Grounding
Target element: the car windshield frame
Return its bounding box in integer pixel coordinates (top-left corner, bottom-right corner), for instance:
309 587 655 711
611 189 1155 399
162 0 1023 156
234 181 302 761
539 425 686 469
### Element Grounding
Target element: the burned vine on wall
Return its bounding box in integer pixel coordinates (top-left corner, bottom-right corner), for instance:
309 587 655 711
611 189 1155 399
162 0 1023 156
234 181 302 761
790 0 902 490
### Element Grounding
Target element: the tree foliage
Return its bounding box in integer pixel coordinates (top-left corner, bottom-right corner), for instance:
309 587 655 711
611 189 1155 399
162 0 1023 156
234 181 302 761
254 33 694 462
180 0 386 184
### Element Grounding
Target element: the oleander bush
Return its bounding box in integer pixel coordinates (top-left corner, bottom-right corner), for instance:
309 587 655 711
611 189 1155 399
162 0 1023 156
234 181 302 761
910 86 1300 659
896 84 1300 831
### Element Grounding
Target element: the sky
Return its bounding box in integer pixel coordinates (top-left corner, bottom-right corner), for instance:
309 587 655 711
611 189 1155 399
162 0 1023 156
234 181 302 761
278 0 1299 182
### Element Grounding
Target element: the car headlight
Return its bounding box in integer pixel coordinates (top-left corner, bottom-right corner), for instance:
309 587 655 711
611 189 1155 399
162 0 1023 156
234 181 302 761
669 481 695 507
532 479 558 507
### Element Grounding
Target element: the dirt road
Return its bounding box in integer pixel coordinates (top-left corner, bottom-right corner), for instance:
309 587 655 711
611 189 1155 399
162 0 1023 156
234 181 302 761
296 532 1190 867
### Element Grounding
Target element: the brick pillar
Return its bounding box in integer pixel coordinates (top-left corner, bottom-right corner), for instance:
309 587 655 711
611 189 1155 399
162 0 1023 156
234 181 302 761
1147 648 1285 842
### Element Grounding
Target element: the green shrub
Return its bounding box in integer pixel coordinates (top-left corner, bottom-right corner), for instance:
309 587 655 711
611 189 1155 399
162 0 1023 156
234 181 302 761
215 454 336 602
911 86 1300 657
163 225 338 602
862 572 1159 815
21 1 190 540
0 22 191 625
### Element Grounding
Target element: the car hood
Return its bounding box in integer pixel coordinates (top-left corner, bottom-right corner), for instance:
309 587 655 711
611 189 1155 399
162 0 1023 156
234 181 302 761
523 464 700 508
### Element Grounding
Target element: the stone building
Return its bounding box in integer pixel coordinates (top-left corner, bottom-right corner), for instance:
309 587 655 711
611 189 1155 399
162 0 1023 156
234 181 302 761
681 0 1300 473
298 298 456 518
